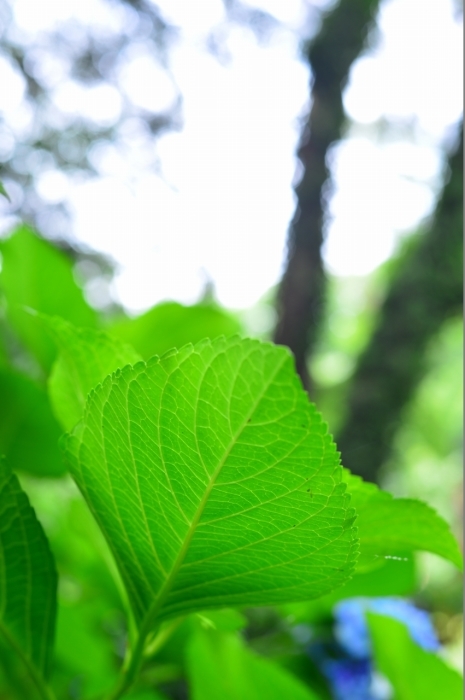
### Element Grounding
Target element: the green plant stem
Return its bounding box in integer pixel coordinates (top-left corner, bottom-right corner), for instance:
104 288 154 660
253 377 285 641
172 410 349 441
103 611 183 700
144 617 184 659
103 625 149 700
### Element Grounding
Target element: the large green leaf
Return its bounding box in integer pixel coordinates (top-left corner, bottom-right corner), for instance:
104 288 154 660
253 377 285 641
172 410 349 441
65 337 358 630
109 301 242 360
343 471 462 569
0 226 97 370
187 627 321 700
0 461 57 698
0 367 65 477
368 613 463 700
44 316 141 431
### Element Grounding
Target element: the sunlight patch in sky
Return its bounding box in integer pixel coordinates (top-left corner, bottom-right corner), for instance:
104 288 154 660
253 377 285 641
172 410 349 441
2 0 463 311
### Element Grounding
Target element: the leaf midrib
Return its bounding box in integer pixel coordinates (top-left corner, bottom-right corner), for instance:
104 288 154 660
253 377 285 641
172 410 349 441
138 349 288 633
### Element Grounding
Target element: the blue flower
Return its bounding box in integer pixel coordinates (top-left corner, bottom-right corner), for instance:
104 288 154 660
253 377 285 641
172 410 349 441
307 643 392 700
334 598 439 659
320 658 376 700
306 598 439 700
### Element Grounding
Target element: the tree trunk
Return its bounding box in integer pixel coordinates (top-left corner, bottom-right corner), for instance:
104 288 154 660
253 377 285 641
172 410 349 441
274 0 380 392
336 127 463 482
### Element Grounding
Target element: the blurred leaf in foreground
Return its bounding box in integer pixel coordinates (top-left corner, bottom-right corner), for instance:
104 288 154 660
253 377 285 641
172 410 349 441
109 301 242 359
187 627 321 700
42 315 141 431
368 612 463 700
0 368 65 477
343 471 463 570
0 226 98 371
0 461 57 698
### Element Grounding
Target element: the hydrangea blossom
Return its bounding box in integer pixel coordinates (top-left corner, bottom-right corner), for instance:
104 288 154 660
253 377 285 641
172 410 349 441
306 598 439 700
320 659 391 700
334 598 439 658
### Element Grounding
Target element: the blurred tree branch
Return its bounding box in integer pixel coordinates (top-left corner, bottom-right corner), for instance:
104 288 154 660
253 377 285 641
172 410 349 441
274 0 380 392
336 125 463 482
0 0 180 238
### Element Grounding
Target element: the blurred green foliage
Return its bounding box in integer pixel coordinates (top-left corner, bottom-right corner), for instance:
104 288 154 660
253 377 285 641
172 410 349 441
0 226 98 372
109 300 242 360
0 224 461 700
368 613 463 700
0 368 65 477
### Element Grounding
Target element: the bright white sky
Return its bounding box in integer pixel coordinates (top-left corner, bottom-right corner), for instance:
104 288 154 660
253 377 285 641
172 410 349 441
1 0 463 311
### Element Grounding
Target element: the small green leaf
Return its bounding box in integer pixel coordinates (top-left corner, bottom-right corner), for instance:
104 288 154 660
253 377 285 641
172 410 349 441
0 181 10 202
0 460 57 697
343 471 463 569
368 612 463 700
0 226 98 370
43 315 141 431
109 301 242 360
66 337 358 630
187 627 321 700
